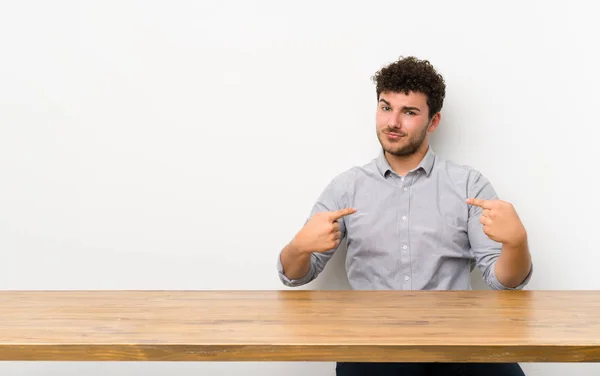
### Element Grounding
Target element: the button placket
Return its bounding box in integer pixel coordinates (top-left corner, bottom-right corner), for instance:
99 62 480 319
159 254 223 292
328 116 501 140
400 174 412 289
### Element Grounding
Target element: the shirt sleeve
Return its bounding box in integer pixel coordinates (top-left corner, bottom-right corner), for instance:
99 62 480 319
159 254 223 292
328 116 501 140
277 173 350 287
467 172 533 290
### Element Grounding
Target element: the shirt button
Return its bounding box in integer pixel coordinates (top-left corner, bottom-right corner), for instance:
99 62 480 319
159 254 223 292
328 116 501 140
402 216 407 221
405 276 410 281
403 245 408 250
403 187 408 191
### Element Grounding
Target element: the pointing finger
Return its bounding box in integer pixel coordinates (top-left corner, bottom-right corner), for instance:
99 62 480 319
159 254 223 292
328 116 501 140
466 198 491 209
330 208 357 221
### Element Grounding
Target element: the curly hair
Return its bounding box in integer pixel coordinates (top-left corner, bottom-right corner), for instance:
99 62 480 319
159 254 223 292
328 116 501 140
371 56 446 118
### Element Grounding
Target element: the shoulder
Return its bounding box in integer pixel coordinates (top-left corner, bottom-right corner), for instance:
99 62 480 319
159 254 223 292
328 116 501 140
437 157 485 183
325 157 380 188
317 158 380 204
434 155 497 200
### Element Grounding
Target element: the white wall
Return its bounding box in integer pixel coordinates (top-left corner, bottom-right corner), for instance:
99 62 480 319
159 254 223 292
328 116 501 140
1 0 598 374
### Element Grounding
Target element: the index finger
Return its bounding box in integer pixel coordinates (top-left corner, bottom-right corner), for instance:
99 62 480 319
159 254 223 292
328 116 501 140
466 198 491 209
330 208 357 221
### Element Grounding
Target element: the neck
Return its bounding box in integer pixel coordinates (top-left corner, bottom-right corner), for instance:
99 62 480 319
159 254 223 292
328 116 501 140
385 144 429 176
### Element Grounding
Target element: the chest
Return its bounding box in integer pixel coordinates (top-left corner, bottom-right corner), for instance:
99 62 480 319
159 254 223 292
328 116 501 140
343 177 469 250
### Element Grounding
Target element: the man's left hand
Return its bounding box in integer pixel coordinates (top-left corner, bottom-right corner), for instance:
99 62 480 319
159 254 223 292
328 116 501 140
466 198 527 247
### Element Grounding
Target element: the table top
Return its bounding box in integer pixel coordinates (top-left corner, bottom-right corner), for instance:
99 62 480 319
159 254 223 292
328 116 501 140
0 290 599 362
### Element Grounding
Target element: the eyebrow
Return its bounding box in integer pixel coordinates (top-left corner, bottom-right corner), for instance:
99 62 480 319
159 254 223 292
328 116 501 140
402 106 421 112
378 99 421 112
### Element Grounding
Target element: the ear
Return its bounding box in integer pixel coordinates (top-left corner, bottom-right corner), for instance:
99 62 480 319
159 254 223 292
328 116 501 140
427 112 441 132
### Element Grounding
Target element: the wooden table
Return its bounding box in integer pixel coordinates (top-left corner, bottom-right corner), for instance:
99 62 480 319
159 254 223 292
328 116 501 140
0 290 598 362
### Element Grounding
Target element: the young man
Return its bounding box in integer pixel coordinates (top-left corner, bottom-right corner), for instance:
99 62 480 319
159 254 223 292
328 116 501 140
277 56 532 376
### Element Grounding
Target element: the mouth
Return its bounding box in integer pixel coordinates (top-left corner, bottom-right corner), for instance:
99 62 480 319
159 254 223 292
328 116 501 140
385 131 405 140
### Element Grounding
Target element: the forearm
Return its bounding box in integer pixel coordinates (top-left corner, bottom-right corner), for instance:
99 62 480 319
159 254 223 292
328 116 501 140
494 237 532 288
279 242 313 280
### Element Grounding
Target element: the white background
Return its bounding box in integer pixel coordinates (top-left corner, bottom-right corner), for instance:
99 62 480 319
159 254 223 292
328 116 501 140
1 1 598 375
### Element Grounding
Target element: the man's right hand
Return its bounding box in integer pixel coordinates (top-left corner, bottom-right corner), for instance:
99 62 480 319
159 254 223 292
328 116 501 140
289 208 357 254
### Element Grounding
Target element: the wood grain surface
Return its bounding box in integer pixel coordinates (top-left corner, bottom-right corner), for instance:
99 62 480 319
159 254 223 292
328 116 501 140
0 290 598 362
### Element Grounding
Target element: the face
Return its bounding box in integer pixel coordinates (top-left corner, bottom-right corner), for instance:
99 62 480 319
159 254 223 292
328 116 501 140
376 91 440 157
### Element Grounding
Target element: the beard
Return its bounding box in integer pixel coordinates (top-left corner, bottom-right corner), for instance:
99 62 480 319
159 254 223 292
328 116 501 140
377 123 429 157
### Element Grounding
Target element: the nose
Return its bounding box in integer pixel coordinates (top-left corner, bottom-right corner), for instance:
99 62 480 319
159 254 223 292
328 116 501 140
387 111 401 129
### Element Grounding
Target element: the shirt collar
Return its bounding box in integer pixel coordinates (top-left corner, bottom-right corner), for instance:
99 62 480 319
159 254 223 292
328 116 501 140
375 146 436 177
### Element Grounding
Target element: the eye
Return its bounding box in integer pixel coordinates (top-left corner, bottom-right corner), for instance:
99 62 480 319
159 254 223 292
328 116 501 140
381 106 391 111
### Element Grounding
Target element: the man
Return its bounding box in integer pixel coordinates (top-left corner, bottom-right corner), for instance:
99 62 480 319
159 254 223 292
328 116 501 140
277 56 532 376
